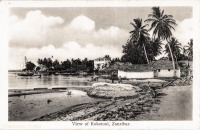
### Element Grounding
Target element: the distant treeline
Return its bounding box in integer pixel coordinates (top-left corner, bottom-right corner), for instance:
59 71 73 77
24 56 121 73
37 58 94 73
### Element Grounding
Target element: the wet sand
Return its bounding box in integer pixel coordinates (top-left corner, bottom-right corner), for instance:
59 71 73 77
33 82 161 121
9 90 102 121
9 78 192 121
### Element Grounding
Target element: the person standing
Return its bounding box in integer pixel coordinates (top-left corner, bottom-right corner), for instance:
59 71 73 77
111 71 114 83
118 76 122 83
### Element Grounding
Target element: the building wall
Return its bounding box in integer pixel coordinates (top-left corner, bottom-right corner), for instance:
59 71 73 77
155 69 180 77
94 60 110 70
118 70 154 79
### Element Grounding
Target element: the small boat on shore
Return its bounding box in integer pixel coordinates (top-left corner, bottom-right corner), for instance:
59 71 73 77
18 56 35 77
18 72 34 76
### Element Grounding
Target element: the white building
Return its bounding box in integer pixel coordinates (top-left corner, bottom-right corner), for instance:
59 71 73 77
152 59 180 78
94 57 111 70
106 60 180 79
106 62 154 79
117 64 154 79
38 64 48 72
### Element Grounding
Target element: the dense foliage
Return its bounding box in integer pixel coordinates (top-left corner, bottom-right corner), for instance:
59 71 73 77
37 57 94 73
121 6 192 65
165 37 182 61
184 39 193 61
25 61 36 71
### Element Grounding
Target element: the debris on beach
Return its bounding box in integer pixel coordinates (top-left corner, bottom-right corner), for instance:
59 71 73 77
33 88 164 121
47 99 52 104
171 77 192 86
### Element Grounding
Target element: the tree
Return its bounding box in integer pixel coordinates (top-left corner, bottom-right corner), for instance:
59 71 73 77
46 58 53 69
130 18 150 64
81 58 88 71
104 55 111 60
149 38 163 58
61 60 71 70
178 50 188 61
143 38 163 62
52 59 61 70
37 58 43 65
145 7 177 75
165 37 182 61
86 60 94 73
185 39 193 61
121 40 147 64
25 62 36 71
36 66 41 71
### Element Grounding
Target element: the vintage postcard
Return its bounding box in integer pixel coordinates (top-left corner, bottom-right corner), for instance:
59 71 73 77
0 0 200 130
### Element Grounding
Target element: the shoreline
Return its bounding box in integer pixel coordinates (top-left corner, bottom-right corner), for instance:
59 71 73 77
9 78 192 121
32 85 192 121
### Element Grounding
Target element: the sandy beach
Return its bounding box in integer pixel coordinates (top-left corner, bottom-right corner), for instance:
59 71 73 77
9 89 102 121
8 78 192 121
136 85 192 120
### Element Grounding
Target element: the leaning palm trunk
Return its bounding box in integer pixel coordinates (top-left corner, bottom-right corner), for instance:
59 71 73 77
142 43 149 64
167 43 176 76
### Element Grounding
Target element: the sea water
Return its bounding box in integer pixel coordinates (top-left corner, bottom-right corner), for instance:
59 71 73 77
8 72 102 121
9 72 93 89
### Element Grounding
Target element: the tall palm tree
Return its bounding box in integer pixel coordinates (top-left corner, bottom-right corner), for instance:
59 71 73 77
130 18 150 64
165 37 182 62
145 7 177 75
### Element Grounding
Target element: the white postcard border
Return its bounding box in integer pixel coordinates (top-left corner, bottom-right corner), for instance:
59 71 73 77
0 0 200 130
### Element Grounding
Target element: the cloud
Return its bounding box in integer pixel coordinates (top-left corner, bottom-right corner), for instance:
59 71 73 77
94 26 129 46
69 15 95 32
25 10 64 26
9 10 64 48
9 10 192 69
9 10 129 49
174 18 193 46
9 41 122 69
9 10 129 69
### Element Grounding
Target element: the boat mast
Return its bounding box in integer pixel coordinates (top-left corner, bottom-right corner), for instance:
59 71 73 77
25 56 27 71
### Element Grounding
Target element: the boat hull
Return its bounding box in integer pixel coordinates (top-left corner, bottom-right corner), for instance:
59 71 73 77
18 73 34 76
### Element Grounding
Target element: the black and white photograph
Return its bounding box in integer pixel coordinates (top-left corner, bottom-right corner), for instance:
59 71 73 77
8 6 194 122
0 1 199 129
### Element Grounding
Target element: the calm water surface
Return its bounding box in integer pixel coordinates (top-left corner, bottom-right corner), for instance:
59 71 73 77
9 72 93 89
9 90 101 121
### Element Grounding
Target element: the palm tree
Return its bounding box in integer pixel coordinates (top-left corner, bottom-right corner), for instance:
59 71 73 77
130 18 150 64
185 39 193 61
149 38 163 58
165 37 182 62
145 7 177 75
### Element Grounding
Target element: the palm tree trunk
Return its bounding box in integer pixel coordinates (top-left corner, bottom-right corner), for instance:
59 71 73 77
143 43 149 64
167 43 176 76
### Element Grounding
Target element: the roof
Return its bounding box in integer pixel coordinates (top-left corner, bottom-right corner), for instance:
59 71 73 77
151 60 179 70
105 62 153 72
94 57 111 61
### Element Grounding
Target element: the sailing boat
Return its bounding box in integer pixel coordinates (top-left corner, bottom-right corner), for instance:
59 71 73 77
18 56 34 76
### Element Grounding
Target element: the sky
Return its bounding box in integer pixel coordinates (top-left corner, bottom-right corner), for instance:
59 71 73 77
9 7 192 70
